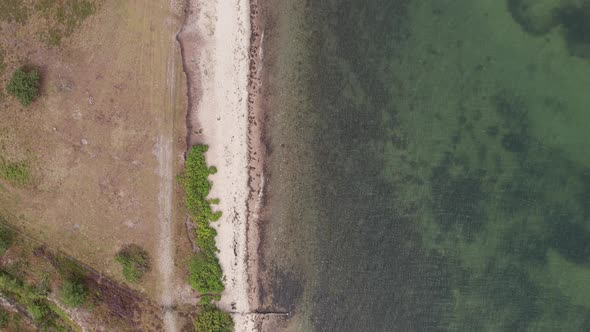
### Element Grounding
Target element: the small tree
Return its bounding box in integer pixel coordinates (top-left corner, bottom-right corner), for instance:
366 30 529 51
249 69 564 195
7 68 40 107
115 244 150 283
59 280 87 308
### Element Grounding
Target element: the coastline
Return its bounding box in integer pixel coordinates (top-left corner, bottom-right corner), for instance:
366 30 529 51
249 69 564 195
244 0 273 329
177 0 260 331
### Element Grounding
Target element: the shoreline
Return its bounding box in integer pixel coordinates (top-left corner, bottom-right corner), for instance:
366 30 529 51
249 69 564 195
177 0 261 331
245 0 268 328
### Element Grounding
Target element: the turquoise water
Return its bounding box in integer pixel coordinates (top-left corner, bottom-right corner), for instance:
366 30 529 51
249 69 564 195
261 1 590 330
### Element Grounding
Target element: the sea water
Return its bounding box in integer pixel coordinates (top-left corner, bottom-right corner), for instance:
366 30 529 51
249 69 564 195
262 1 590 330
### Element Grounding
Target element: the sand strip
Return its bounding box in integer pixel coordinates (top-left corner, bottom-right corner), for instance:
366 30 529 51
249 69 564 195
178 0 257 330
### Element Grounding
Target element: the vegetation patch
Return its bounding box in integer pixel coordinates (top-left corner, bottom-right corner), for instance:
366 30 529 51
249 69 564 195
179 145 224 294
0 270 75 330
1 0 99 47
44 0 96 46
59 279 87 308
193 304 234 332
179 145 233 330
0 159 30 186
188 255 224 294
7 68 40 107
114 244 150 283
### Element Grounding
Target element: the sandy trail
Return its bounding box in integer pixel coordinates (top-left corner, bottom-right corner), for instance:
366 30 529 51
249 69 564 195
155 1 183 331
156 133 176 331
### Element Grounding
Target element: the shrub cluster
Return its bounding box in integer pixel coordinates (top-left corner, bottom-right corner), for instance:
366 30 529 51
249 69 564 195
114 244 150 283
179 145 234 330
0 270 72 329
193 304 234 332
7 68 40 107
179 145 224 294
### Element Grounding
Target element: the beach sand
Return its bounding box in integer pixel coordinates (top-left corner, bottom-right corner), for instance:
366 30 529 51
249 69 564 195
178 0 259 330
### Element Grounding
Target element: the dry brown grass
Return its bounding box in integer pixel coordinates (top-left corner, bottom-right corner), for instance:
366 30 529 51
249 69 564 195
0 0 190 313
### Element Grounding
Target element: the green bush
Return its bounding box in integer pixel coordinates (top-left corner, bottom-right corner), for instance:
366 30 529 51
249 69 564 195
188 255 224 294
59 280 86 308
194 304 233 332
198 294 221 305
7 68 40 107
27 301 50 322
114 244 150 283
179 145 225 295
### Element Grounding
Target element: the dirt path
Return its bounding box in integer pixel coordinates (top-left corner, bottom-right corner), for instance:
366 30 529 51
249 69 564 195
156 2 183 331
134 0 183 330
156 132 175 332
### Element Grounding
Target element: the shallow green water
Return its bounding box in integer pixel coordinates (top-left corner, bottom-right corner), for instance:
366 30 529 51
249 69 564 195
263 0 590 330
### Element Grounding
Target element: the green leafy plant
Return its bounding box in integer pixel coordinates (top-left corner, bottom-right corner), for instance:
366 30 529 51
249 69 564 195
179 145 225 295
198 294 221 305
7 68 40 107
59 280 87 308
194 304 234 332
27 300 50 322
188 255 224 294
114 244 150 283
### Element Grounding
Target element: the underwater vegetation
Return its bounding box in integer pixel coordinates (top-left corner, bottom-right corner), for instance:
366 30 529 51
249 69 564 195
420 83 590 328
557 3 590 57
508 0 590 58
507 0 561 35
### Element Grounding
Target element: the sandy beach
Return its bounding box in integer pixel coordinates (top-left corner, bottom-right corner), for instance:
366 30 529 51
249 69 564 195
178 0 260 330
